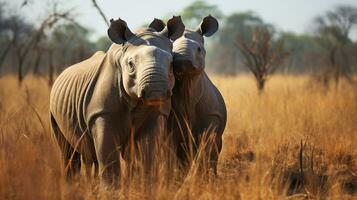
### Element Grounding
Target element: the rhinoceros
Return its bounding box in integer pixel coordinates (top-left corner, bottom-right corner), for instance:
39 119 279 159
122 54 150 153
168 15 227 175
49 16 184 186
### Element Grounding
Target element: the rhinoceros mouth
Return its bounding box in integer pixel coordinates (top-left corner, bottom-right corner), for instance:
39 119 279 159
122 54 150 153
173 60 203 77
142 99 167 106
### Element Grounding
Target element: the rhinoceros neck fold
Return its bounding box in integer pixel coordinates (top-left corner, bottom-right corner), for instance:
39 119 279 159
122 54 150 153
172 73 205 122
129 100 170 135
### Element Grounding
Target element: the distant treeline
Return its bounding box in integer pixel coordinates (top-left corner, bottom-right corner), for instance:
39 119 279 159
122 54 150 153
175 1 357 78
0 1 356 85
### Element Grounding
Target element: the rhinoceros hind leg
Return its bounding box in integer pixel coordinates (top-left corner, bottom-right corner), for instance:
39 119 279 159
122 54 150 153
50 114 82 181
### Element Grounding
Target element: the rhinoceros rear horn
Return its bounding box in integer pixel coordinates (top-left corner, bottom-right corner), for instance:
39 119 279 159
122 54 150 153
196 15 219 37
160 16 185 41
107 18 135 44
149 18 166 32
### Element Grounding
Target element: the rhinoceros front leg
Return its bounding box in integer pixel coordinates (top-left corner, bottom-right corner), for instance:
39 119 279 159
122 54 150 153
207 131 222 175
195 116 223 175
91 115 121 188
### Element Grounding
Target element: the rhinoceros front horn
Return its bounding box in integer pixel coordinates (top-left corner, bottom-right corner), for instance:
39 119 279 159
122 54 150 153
160 16 185 41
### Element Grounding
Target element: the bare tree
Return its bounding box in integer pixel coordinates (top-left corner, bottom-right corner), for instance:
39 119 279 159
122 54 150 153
314 5 357 89
0 4 26 72
236 27 289 93
6 15 33 83
0 37 14 71
1 0 110 83
4 3 77 84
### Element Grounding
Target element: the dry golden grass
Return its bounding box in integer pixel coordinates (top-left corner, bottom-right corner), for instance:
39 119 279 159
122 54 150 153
0 74 356 199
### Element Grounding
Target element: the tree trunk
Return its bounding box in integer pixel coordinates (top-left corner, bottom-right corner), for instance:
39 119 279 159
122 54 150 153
334 64 340 91
0 41 13 72
15 46 25 85
328 46 339 91
256 78 265 94
48 49 54 86
32 48 42 75
18 58 24 85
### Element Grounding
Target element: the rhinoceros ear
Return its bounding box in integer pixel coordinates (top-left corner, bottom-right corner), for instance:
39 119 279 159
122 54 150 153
107 18 135 44
196 15 219 37
149 18 166 32
160 16 185 41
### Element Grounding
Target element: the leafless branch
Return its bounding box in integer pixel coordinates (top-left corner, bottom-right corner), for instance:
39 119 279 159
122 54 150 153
10 5 78 83
91 0 109 26
235 27 289 92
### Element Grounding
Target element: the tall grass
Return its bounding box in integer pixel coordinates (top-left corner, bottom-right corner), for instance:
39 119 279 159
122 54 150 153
0 74 356 199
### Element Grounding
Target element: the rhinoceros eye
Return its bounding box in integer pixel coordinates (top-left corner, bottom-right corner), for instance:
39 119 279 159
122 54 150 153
128 58 135 74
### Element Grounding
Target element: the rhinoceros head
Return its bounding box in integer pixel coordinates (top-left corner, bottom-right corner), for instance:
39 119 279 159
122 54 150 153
171 15 218 77
107 17 184 106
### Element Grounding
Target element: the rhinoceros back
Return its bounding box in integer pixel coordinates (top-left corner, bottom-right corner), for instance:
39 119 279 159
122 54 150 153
50 51 106 141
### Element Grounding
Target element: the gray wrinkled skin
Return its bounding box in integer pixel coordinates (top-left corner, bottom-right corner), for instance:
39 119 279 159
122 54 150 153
169 16 227 175
49 17 184 187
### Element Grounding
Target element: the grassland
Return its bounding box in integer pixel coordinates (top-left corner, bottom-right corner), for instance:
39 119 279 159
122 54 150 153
0 75 356 199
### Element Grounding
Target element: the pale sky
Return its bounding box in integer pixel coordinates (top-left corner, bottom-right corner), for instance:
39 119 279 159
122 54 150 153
7 0 357 40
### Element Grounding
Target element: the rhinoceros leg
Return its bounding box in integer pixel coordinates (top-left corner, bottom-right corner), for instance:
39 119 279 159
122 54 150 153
208 118 223 175
91 115 121 188
195 116 223 175
175 130 197 176
50 114 81 181
207 130 222 175
82 156 98 178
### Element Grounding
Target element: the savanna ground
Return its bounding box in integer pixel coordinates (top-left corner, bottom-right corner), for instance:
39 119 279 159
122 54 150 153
0 74 356 199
